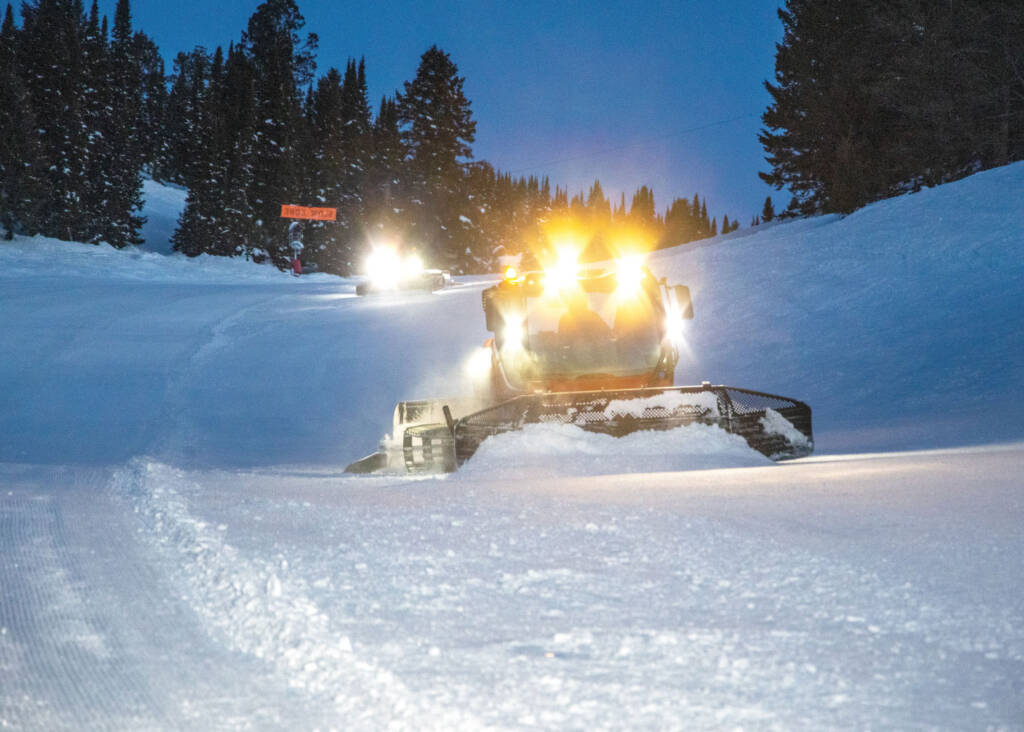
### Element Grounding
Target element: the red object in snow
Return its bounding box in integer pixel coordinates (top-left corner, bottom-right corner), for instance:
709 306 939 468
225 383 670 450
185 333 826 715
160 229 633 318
292 258 302 275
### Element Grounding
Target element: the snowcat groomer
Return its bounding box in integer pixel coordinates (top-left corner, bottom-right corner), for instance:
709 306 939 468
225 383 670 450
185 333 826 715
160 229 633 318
346 252 814 474
355 243 451 296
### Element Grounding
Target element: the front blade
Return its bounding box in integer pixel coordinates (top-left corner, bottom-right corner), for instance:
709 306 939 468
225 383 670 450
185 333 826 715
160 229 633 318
452 385 813 466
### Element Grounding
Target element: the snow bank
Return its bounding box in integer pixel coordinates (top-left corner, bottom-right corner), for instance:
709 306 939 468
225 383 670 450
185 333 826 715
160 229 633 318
110 459 477 729
649 160 1024 452
459 422 772 478
602 389 721 419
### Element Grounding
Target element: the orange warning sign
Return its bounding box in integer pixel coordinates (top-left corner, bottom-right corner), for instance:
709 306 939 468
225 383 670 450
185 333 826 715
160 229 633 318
280 204 337 221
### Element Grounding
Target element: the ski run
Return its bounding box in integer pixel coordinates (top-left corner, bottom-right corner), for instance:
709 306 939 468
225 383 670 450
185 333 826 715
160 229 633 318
1 163 1022 729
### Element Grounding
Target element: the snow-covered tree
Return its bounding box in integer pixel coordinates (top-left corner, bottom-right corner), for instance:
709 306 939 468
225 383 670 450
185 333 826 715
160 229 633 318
397 45 476 269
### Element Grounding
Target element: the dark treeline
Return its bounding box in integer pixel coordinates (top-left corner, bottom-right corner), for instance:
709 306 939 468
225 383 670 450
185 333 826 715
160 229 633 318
761 0 1024 216
0 0 163 247
0 0 737 273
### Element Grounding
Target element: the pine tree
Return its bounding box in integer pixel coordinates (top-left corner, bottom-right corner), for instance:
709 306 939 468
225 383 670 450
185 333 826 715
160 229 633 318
133 32 166 177
161 49 211 184
397 45 476 270
629 185 656 231
302 67 344 268
761 1 1023 215
19 0 92 241
365 94 406 235
333 57 371 270
174 43 258 258
173 47 223 256
79 0 111 244
761 196 775 223
0 4 43 237
100 0 146 246
242 0 318 265
214 44 258 257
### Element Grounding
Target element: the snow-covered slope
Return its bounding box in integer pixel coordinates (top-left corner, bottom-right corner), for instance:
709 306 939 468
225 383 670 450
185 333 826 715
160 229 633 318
650 166 1024 452
1 164 1022 729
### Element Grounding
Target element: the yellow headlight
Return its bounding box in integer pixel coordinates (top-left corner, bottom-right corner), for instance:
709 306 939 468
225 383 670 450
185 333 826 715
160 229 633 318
403 253 424 278
616 255 646 298
544 247 580 296
464 346 492 379
366 246 401 289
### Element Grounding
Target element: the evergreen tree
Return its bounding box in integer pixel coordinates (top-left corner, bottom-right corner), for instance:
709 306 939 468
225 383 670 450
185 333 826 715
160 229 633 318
629 185 656 231
161 49 211 184
761 196 775 223
397 45 476 270
19 0 91 241
78 0 111 243
133 32 166 177
99 0 146 246
761 0 1023 215
242 0 317 265
0 3 43 237
173 47 224 256
213 44 258 257
365 94 406 234
174 43 258 258
303 67 345 269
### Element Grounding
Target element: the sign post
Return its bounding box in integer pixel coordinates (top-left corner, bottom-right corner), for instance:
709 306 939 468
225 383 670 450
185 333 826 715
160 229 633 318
280 205 337 275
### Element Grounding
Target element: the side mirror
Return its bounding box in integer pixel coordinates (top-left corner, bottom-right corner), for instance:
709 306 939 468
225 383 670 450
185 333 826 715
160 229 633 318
674 285 694 320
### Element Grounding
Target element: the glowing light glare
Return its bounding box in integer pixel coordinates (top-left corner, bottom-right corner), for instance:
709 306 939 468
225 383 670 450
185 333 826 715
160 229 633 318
501 315 525 352
665 302 687 348
365 246 401 289
616 255 646 298
544 248 580 296
403 253 424 278
464 346 492 379
504 265 518 282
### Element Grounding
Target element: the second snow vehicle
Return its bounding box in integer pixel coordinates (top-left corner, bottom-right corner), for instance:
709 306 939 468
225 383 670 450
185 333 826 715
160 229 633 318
346 255 813 474
355 244 451 296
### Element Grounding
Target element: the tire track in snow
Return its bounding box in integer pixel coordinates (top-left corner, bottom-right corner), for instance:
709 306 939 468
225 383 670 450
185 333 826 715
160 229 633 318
110 459 484 730
148 292 290 467
0 468 159 730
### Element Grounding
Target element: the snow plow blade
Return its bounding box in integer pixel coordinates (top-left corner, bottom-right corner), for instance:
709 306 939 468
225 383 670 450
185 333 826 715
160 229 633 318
345 385 812 475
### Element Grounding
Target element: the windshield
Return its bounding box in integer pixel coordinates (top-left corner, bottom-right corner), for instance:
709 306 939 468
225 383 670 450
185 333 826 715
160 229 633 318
514 287 664 379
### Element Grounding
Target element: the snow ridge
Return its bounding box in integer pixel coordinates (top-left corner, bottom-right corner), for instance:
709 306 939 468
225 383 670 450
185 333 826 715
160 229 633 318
109 459 480 730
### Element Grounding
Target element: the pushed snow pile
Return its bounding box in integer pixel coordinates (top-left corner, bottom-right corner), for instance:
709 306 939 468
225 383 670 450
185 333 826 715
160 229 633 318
761 407 812 455
459 422 772 479
602 389 720 419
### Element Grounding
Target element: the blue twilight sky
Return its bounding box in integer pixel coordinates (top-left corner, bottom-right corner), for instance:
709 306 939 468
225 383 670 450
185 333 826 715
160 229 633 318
99 0 785 223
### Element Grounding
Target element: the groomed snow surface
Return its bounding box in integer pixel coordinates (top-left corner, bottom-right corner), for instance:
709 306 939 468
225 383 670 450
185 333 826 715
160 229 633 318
2 164 1023 729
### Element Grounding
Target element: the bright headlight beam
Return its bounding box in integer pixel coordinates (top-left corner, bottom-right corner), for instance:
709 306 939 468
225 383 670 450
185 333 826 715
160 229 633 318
403 253 424 278
616 255 646 298
366 246 401 289
464 346 492 379
502 316 525 352
544 248 580 296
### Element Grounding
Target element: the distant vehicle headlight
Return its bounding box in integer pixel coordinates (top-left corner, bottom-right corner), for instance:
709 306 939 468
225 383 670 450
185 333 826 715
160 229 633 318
403 253 424 279
366 246 401 289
